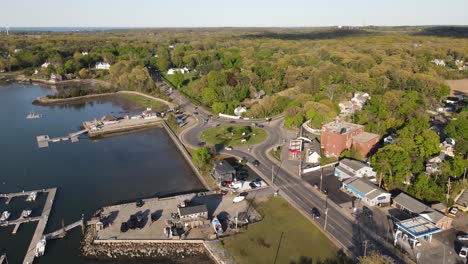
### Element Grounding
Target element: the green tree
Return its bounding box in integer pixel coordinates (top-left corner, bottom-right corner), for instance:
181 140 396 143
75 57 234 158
78 68 89 79
172 71 184 88
212 102 226 114
192 147 212 169
444 112 468 156
371 145 411 186
358 252 393 264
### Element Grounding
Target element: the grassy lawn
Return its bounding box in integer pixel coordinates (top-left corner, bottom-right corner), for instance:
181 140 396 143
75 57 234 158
201 125 267 147
270 146 282 161
222 197 337 264
116 93 168 112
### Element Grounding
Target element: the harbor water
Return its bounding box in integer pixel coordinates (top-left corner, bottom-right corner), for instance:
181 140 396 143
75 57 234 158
0 83 206 263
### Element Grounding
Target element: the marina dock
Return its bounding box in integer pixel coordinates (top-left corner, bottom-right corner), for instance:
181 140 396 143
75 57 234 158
44 218 83 240
23 188 57 264
1 189 43 205
84 117 163 137
36 129 87 148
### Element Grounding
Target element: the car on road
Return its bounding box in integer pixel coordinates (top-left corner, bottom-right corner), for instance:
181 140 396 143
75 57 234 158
215 123 221 127
224 146 233 151
459 247 468 258
229 120 236 124
252 160 260 167
311 207 320 219
449 207 458 217
193 111 198 115
457 234 468 241
258 124 264 128
197 141 206 146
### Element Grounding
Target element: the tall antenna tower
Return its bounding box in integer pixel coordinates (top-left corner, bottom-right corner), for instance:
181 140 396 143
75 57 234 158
6 26 9 35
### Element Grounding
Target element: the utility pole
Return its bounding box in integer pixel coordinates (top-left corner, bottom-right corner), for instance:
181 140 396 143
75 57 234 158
363 240 368 256
324 207 329 231
446 177 451 204
463 167 467 182
320 168 323 193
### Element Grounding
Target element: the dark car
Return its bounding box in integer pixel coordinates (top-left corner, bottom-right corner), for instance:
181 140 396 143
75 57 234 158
249 182 258 189
120 222 129 232
136 199 145 207
197 141 206 146
311 207 320 219
193 111 198 115
252 160 260 167
229 120 236 123
362 206 373 218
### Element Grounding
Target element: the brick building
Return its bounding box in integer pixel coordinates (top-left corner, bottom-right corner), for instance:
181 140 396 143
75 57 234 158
321 121 379 158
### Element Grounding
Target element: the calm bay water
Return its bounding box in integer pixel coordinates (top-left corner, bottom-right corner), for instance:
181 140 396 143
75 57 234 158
0 83 204 263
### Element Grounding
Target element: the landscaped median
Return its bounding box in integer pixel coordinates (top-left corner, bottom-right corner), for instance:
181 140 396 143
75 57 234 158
200 125 267 147
221 197 339 264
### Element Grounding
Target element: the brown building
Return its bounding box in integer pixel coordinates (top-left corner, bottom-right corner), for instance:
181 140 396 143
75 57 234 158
321 121 379 158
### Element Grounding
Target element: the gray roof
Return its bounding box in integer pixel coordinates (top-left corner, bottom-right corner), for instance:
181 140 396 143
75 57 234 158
340 158 369 171
393 193 445 223
214 160 235 174
178 204 208 216
352 132 380 143
456 189 468 208
344 177 388 199
336 165 354 178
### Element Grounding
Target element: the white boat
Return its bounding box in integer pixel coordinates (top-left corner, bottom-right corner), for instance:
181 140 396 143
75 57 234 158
26 192 37 202
26 111 41 119
233 195 246 203
22 210 32 218
35 238 46 257
212 217 223 234
0 211 11 221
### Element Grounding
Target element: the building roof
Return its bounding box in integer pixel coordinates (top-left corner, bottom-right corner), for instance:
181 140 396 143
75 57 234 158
178 204 208 217
393 193 445 223
323 121 363 134
352 132 380 143
214 160 235 174
340 158 369 171
344 177 388 200
396 216 442 238
101 114 116 122
455 189 468 208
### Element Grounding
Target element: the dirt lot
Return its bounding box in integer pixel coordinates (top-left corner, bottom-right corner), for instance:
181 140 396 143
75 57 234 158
446 79 468 96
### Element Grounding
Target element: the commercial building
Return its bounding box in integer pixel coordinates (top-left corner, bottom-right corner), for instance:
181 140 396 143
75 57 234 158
342 177 390 206
335 158 376 182
393 192 452 230
321 121 379 158
178 204 208 219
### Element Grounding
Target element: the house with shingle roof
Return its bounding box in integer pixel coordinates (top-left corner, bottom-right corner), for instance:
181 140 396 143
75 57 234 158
335 158 376 182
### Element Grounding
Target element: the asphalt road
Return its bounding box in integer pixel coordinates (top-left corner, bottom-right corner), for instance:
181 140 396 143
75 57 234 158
157 80 410 263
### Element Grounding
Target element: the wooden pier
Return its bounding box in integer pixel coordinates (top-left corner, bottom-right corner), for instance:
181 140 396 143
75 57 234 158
44 218 83 240
23 188 57 264
36 129 88 148
1 189 44 205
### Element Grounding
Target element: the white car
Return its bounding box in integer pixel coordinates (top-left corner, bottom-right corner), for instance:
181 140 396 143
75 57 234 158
449 207 458 217
457 234 468 241
228 181 242 189
459 247 468 258
224 146 233 151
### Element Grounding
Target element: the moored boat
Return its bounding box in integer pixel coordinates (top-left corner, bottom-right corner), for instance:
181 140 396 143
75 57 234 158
212 216 223 234
0 211 11 221
22 209 32 218
26 192 37 202
35 238 46 257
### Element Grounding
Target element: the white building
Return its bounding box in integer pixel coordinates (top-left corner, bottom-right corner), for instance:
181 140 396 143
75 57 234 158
167 67 189 75
342 177 391 206
339 92 370 116
335 158 377 182
81 51 89 56
95 62 111 70
14 49 21 53
234 106 247 117
41 62 50 68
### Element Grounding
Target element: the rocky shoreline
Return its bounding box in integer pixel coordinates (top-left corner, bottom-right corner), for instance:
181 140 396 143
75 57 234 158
80 226 214 263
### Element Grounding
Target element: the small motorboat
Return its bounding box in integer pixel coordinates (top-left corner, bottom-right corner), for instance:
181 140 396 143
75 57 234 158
26 111 41 119
212 216 223 234
26 192 37 202
0 211 11 221
233 195 246 203
35 238 46 257
22 210 32 218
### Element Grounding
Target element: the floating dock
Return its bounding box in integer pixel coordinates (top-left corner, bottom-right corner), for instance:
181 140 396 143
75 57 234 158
1 189 42 205
23 188 57 264
43 218 83 240
36 129 87 148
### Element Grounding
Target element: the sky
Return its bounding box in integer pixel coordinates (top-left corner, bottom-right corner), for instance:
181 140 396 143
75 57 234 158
1 0 468 28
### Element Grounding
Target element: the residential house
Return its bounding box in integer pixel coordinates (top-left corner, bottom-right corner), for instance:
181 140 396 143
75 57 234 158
81 51 89 56
167 67 189 75
425 154 445 175
342 177 391 206
178 204 208 219
431 59 446 67
383 134 397 145
96 62 111 70
234 106 247 117
50 73 63 82
335 158 376 182
41 62 50 68
321 121 379 158
254 90 266 99
213 160 236 182
14 49 21 53
306 139 321 164
338 92 370 116
338 101 354 116
393 192 453 230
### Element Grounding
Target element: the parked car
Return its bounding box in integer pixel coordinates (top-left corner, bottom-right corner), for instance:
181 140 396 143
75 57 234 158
249 182 258 189
252 160 260 167
459 247 468 258
229 120 236 123
136 199 145 207
457 234 468 241
228 181 242 189
250 180 261 188
197 141 206 146
448 207 458 217
224 146 233 151
120 222 129 233
311 207 320 219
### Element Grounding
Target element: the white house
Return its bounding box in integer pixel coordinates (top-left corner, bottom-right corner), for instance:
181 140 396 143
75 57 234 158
96 62 111 70
335 158 377 182
234 106 247 117
351 92 370 109
41 62 50 68
14 49 22 53
307 151 321 164
167 67 189 75
81 51 89 56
